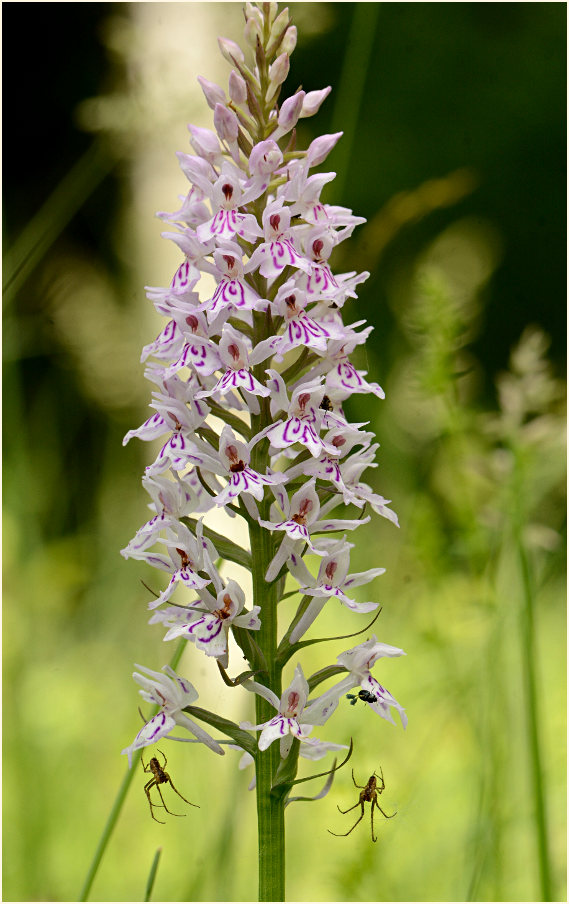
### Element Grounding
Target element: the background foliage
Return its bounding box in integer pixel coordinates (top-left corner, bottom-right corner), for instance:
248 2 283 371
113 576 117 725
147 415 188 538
3 3 566 901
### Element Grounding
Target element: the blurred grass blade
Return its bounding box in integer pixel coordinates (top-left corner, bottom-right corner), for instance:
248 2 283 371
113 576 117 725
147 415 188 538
144 847 162 902
78 639 187 901
329 2 380 201
516 527 554 900
78 748 144 902
3 138 115 308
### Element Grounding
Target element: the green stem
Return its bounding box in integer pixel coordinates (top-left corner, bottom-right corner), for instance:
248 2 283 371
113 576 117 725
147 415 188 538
240 8 298 898
515 519 554 901
249 513 286 901
249 283 287 901
256 722 286 902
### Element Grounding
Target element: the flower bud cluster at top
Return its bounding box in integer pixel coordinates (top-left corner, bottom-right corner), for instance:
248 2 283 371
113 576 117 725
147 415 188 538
121 2 406 769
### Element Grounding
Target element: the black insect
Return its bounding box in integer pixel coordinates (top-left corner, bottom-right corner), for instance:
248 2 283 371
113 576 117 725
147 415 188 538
141 749 199 824
346 689 378 706
320 395 334 412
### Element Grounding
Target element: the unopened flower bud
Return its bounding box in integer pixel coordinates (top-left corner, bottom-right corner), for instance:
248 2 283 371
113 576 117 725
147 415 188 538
214 103 239 143
269 7 291 43
244 2 263 27
306 131 343 166
266 1 279 27
188 124 222 163
218 36 245 66
268 52 290 88
197 76 226 110
229 70 248 106
244 16 262 49
300 87 331 118
279 25 297 55
277 91 305 132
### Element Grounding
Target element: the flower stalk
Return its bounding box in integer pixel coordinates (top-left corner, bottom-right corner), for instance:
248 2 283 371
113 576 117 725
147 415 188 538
120 4 406 900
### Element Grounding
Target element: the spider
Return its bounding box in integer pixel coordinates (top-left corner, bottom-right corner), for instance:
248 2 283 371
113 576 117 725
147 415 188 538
328 768 396 842
141 749 199 824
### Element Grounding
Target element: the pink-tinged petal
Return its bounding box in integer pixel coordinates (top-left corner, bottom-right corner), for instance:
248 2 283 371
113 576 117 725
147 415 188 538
149 569 211 610
242 679 280 710
215 467 267 505
258 518 309 546
249 139 283 177
123 549 173 570
329 588 379 613
168 341 222 377
303 585 378 614
284 317 331 351
311 515 371 533
327 362 385 399
194 618 228 658
336 636 406 675
303 263 338 297
233 370 271 397
120 514 173 558
121 711 176 767
174 713 225 754
280 663 310 715
208 278 261 317
304 676 356 727
365 492 400 526
123 412 167 445
141 320 184 363
361 675 407 729
266 418 324 457
258 715 294 750
171 259 198 291
343 566 387 589
232 605 261 631
201 369 271 399
298 739 349 762
258 239 310 279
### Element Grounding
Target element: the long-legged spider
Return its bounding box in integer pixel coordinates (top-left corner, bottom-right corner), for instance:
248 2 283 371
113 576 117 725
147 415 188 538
328 768 396 842
141 749 199 824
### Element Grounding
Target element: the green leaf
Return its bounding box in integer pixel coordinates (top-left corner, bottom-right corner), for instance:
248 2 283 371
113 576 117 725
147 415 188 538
278 607 383 668
276 594 313 663
272 739 354 800
232 625 269 676
217 661 262 688
271 738 301 800
285 741 354 804
307 664 347 693
285 770 335 806
281 738 353 789
184 705 258 757
182 517 252 570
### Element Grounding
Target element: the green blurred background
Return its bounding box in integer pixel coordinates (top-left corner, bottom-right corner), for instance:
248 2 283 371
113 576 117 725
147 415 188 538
3 3 566 901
